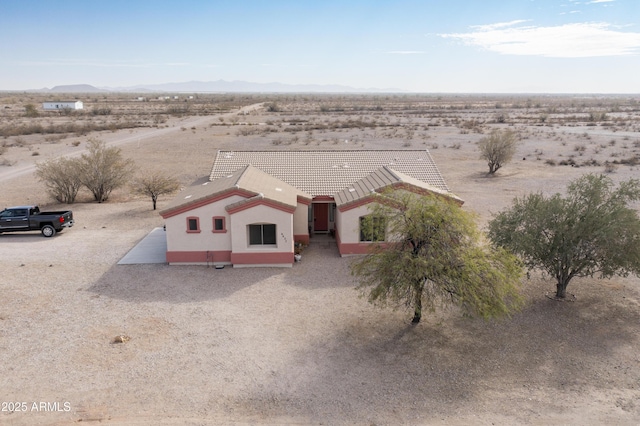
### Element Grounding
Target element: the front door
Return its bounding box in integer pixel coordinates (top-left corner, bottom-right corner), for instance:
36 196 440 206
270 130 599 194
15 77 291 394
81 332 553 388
313 203 329 232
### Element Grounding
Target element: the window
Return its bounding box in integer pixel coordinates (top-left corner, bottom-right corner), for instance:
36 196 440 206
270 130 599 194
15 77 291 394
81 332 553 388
212 217 226 233
329 203 336 223
359 215 386 242
186 216 200 233
249 224 276 245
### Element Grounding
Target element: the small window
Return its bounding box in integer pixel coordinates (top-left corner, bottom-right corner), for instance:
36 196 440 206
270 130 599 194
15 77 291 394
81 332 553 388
212 217 226 233
329 203 336 222
359 215 386 242
248 224 276 245
186 216 200 233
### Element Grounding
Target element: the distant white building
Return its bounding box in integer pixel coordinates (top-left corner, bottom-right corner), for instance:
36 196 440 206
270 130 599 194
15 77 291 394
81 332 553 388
42 101 83 111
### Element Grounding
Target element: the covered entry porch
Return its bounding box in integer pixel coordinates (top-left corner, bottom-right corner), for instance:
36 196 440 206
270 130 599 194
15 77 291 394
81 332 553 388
309 197 336 235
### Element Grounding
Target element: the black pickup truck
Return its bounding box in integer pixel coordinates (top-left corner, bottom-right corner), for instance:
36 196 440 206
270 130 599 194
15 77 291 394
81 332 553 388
0 206 74 237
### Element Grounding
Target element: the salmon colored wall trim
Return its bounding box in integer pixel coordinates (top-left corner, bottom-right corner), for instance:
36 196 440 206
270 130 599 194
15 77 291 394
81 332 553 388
294 234 310 244
313 195 335 202
161 189 254 219
230 251 293 265
297 196 312 205
338 196 375 212
226 198 296 215
212 216 227 233
166 250 232 263
337 242 390 256
186 216 201 233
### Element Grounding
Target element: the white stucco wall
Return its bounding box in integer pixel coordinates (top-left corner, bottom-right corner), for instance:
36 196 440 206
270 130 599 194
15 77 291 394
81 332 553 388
293 203 309 237
229 204 293 254
164 194 244 252
336 203 376 244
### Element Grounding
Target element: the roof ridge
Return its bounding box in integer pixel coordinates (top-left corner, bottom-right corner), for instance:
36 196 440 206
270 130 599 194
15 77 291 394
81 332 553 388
234 164 251 187
382 165 402 181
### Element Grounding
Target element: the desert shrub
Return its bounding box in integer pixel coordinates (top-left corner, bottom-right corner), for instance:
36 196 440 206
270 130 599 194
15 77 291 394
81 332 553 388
24 104 39 117
35 157 83 203
478 129 519 174
92 106 112 115
130 171 180 210
604 162 617 173
77 139 135 203
265 102 281 112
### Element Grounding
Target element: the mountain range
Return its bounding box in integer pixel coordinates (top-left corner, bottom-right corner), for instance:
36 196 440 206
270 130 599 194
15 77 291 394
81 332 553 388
29 80 402 94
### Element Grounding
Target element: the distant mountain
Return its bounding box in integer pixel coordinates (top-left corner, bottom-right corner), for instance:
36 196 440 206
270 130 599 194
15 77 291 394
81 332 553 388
106 79 402 93
48 84 108 93
21 80 402 94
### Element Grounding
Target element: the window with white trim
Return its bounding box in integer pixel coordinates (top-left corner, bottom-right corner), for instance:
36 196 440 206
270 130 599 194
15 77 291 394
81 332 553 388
359 215 386 242
248 223 276 245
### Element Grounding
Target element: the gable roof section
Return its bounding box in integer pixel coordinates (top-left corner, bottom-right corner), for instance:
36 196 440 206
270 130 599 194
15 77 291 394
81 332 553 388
335 166 464 210
160 165 311 218
210 150 452 197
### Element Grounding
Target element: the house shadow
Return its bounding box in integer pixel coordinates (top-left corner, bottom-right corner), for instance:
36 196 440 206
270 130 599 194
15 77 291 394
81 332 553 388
88 233 359 303
86 263 286 303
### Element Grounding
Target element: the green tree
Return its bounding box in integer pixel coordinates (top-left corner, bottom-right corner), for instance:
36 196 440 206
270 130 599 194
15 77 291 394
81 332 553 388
351 191 523 324
131 171 181 210
488 174 640 299
35 157 83 204
78 139 135 203
478 129 518 174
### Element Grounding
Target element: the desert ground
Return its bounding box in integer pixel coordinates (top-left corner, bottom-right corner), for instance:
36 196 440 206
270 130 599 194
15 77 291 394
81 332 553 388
0 93 639 425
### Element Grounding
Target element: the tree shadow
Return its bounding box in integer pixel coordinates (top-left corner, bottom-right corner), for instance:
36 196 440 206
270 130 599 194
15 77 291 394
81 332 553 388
225 280 640 424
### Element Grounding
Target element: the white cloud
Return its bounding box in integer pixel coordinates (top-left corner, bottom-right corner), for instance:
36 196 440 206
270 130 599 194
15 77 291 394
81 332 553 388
440 22 640 57
588 0 614 4
471 20 530 32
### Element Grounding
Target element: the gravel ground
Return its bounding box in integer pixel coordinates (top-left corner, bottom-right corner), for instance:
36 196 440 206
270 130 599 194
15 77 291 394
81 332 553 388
1 105 639 425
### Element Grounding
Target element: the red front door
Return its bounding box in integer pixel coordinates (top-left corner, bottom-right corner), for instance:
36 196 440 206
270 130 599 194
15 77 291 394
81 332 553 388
313 203 329 232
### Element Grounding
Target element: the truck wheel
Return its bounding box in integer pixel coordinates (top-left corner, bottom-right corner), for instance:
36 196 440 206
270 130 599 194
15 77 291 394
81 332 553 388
41 225 56 237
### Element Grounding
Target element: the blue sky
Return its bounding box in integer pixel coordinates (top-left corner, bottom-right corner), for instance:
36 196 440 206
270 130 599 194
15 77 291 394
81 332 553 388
1 0 639 92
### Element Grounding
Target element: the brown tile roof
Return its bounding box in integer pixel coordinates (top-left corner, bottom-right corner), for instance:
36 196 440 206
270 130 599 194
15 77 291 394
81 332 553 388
210 150 453 197
160 165 311 216
334 166 464 207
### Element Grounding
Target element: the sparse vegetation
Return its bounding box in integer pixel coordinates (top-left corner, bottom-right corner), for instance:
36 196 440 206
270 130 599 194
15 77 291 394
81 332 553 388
77 139 135 203
35 157 84 203
478 129 519 174
489 174 640 299
131 171 181 210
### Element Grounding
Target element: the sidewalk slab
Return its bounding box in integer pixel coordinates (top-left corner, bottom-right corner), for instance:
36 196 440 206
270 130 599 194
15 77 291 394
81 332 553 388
118 227 167 264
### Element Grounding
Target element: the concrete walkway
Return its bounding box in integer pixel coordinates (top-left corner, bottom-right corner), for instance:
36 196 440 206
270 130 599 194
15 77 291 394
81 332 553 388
118 227 167 264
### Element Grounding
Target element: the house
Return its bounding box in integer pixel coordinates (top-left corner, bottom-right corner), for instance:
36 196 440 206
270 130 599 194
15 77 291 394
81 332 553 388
42 101 83 111
159 150 463 267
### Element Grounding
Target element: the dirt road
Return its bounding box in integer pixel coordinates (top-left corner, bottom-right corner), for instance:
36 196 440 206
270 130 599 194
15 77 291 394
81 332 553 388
0 102 263 183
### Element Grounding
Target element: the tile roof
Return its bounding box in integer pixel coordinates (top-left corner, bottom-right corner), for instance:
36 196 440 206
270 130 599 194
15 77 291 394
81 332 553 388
210 150 453 197
160 165 311 216
334 166 463 207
